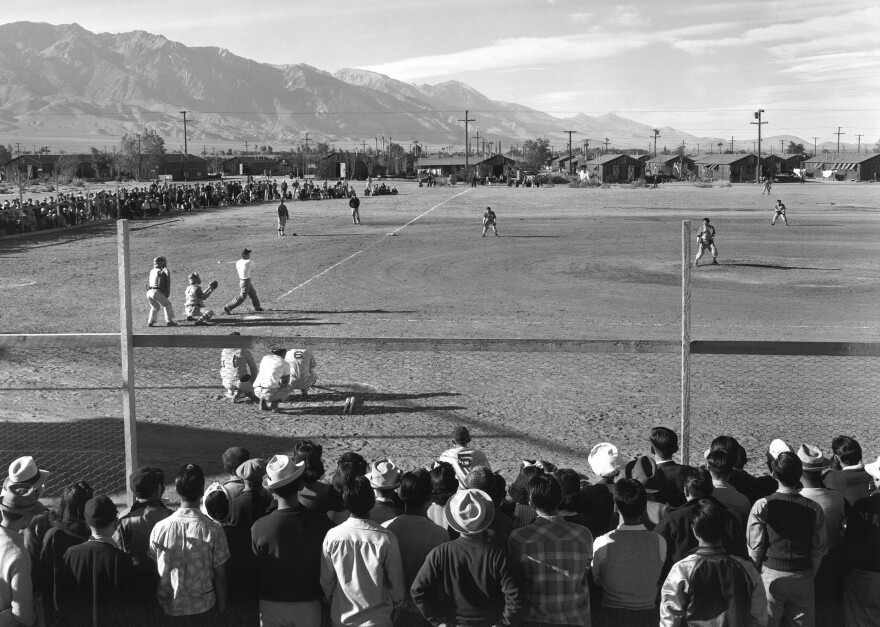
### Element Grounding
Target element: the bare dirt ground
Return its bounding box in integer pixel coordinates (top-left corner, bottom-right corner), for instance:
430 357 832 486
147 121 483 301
1 180 878 500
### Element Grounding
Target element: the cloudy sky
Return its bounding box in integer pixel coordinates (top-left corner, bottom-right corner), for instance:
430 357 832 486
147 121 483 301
3 0 879 144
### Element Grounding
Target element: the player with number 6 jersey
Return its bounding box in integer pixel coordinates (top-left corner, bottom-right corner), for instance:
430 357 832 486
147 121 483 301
284 348 318 398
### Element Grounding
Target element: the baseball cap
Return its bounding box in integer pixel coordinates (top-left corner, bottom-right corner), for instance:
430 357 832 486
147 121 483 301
153 256 166 265
453 426 471 445
130 466 159 498
242 248 252 256
84 496 118 527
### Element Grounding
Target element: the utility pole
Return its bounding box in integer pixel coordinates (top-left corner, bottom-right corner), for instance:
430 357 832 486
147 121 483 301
244 141 249 155
180 110 188 180
474 130 480 157
856 134 863 153
563 130 577 175
374 137 378 153
780 139 784 155
812 137 818 156
751 109 766 183
604 138 610 151
653 129 660 157
834 127 845 153
15 143 20 156
136 133 142 180
458 110 475 177
361 140 367 153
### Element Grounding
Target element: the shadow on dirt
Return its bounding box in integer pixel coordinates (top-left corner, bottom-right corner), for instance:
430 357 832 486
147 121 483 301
212 318 343 327
722 262 840 271
269 309 416 315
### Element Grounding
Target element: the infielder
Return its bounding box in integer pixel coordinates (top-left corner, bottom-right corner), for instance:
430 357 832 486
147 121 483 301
223 248 263 315
184 273 218 326
482 206 499 237
349 192 361 225
277 200 289 236
693 217 719 266
771 199 788 226
146 256 177 327
283 348 318 398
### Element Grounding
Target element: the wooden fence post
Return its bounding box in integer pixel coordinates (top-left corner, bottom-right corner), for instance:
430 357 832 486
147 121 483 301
681 221 692 465
117 220 138 505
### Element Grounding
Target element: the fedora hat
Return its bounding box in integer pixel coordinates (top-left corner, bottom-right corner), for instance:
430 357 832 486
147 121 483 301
797 444 831 473
0 483 45 516
864 455 880 481
445 489 495 535
629 455 666 493
588 443 621 478
367 459 403 489
262 455 305 490
4 456 49 490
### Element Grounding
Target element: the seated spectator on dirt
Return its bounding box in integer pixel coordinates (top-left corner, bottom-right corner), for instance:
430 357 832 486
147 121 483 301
747 451 827 627
320 475 405 627
283 348 318 398
382 468 449 625
438 426 491 489
591 478 666 627
825 435 875 506
366 459 403 525
509 473 594 626
705 449 751 528
427 462 459 531
58 495 134 625
654 468 748 576
660 499 767 627
221 447 251 499
328 452 369 525
292 440 343 514
581 443 621 539
650 427 691 507
220 333 258 403
842 455 880 627
449 467 514 551
797 444 846 599
554 468 591 529
149 464 230 621
39 481 93 613
412 489 524 627
504 465 544 529
1 483 48 627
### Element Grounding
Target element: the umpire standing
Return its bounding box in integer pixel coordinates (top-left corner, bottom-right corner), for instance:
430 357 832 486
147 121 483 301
224 249 264 315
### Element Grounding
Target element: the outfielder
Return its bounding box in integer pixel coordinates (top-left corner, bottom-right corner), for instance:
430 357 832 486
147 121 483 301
277 200 289 236
482 206 499 237
771 199 788 226
693 217 719 266
184 273 218 326
146 256 177 327
762 176 772 195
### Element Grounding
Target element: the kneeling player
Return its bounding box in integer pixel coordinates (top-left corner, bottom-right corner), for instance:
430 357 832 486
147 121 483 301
220 332 258 402
185 273 217 325
284 348 318 399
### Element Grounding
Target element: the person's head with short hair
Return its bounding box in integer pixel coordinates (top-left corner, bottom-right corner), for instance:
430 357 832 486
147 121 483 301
343 475 376 518
188 272 201 285
222 447 250 476
772 451 803 488
831 435 863 467
706 449 733 480
703 217 710 224
553 469 584 514
527 474 562 515
650 427 679 460
332 452 368 493
175 464 205 504
84 495 118 536
710 435 747 470
691 498 724 545
430 461 459 506
293 440 325 483
452 425 471 446
613 478 647 523
399 469 432 513
271 347 288 358
509 465 544 506
241 248 251 259
684 467 714 499
202 483 231 524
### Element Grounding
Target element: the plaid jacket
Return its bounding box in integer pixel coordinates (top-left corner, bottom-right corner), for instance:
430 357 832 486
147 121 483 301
508 514 594 625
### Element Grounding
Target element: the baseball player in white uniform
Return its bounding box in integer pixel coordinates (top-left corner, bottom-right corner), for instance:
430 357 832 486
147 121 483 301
283 348 318 398
482 206 498 237
693 218 719 266
771 199 788 226
146 256 177 327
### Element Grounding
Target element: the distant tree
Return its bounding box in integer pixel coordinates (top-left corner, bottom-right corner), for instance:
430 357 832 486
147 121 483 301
226 148 233 155
90 147 115 179
520 137 551 172
0 144 12 166
874 138 880 153
117 127 166 179
787 141 805 154
54 155 80 184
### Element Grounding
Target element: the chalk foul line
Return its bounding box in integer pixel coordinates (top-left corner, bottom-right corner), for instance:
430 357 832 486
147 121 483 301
277 189 470 300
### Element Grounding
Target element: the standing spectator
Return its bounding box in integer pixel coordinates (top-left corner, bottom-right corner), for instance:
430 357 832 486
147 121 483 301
146 255 178 327
220 447 251 499
625 455 669 530
367 459 403 525
554 468 591 530
0 484 43 627
649 427 691 507
705 449 751 528
293 440 344 515
825 435 875 507
591 478 666 626
328 452 369 526
220 333 258 402
581 443 620 539
412 489 523 627
223 248 264 315
660 499 767 627
438 426 491 489
509 474 594 626
426 462 458 531
59 495 134 624
747 451 827 627
797 444 846 598
252 455 332 627
230 458 270 530
5 457 52 589
448 467 515 551
707 436 756 503
842 455 880 627
149 464 230 623
383 469 449 627
505 465 542 529
321 475 406 626
752 439 789 503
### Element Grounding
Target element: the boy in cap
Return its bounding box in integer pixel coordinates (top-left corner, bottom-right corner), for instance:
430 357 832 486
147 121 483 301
412 489 524 627
146 255 178 327
842 455 880 627
223 248 263 315
438 426 491 489
184 272 218 326
59 496 134 624
0 483 44 627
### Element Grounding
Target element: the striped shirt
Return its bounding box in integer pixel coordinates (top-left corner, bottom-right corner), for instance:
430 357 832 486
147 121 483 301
508 514 594 625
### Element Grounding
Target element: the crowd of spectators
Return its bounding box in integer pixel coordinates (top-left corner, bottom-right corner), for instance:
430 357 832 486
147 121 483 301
1 426 877 627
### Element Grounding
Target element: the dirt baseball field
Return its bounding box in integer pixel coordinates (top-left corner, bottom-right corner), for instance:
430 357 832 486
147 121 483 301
1 180 878 498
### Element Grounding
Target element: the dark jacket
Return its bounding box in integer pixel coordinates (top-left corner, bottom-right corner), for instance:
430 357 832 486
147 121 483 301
580 481 615 539
825 467 875 508
39 521 90 611
843 493 880 573
656 460 692 507
59 539 134 625
411 534 524 627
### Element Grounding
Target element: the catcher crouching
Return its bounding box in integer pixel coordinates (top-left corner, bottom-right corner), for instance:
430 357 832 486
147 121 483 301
185 273 218 326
